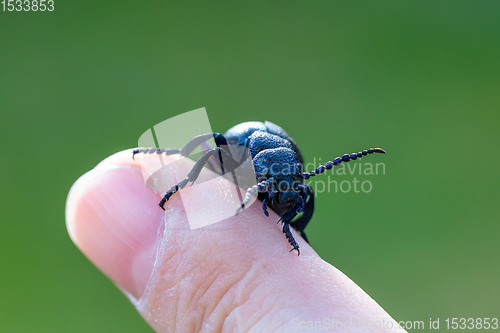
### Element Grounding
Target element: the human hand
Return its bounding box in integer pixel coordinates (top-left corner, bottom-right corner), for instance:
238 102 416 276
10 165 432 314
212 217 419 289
66 150 404 332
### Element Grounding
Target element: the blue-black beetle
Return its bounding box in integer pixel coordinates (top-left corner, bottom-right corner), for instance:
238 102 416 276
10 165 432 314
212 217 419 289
133 121 385 255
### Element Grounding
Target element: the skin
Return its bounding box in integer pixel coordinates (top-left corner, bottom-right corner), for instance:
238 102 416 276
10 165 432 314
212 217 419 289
66 150 406 333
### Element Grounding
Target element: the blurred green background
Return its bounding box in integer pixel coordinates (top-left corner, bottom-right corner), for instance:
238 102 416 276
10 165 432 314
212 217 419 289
1 1 499 332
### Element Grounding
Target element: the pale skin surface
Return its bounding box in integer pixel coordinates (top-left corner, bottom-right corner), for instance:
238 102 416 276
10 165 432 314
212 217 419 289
66 150 406 333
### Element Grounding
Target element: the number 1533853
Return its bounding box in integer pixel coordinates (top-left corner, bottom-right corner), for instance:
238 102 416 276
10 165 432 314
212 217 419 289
1 0 54 11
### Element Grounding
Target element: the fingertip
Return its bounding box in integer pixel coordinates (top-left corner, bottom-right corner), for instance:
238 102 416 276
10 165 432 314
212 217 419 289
66 164 164 299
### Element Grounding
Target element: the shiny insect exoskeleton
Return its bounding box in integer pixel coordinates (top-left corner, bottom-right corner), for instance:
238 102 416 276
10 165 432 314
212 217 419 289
133 121 385 255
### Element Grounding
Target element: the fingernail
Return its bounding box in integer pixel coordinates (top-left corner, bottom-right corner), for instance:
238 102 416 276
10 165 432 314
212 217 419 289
66 165 164 299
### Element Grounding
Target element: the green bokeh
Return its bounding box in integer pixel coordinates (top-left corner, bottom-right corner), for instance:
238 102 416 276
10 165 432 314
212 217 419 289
1 1 499 332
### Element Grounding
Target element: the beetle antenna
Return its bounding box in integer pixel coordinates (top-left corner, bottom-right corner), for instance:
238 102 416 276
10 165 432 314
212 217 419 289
299 148 386 179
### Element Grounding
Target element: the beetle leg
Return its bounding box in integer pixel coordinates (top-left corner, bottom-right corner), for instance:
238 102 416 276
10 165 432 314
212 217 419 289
279 200 303 224
180 133 227 156
158 147 238 210
283 223 300 255
277 199 307 254
132 147 180 159
133 133 227 169
291 184 314 244
262 199 269 217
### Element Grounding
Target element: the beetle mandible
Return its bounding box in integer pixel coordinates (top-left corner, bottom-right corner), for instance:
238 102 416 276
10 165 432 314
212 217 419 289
133 121 385 255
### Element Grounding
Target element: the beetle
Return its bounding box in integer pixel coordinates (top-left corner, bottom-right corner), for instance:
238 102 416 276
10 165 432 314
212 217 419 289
133 121 385 255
